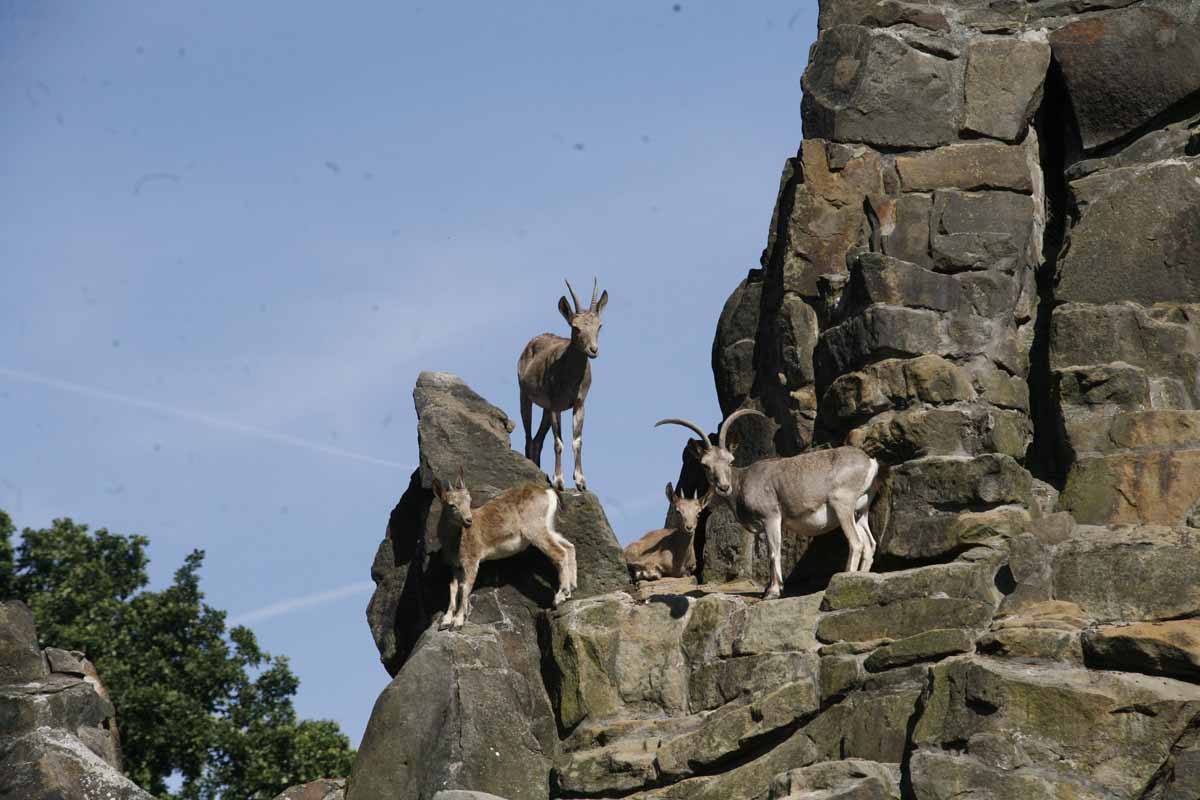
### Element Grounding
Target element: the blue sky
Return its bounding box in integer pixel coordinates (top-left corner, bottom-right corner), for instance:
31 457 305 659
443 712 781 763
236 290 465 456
0 1 817 746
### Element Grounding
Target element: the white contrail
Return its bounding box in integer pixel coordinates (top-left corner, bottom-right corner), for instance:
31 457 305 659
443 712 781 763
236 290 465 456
0 365 410 469
228 581 376 625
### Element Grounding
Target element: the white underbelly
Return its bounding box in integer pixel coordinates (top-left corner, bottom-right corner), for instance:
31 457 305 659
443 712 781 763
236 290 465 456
787 504 838 537
484 536 530 561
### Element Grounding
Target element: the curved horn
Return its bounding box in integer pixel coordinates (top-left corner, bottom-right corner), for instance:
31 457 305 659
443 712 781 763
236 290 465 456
590 277 599 309
457 466 467 489
564 279 582 312
654 418 712 450
718 408 768 451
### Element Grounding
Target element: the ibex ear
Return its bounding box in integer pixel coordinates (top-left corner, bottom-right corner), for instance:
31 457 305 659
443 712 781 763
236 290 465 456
558 296 574 324
701 484 716 507
665 482 675 503
594 290 609 315
432 478 445 501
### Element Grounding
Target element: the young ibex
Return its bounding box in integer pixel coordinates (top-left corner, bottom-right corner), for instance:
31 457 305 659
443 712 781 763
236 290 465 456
432 472 577 629
518 277 609 490
623 482 714 582
656 409 880 599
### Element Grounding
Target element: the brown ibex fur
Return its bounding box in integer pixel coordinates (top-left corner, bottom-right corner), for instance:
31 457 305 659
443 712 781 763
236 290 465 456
623 482 713 582
433 473 577 629
517 277 608 490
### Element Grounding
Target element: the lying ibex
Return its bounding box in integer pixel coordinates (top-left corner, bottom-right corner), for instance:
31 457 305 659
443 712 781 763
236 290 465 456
656 409 880 599
432 471 577 629
518 278 608 490
623 482 714 582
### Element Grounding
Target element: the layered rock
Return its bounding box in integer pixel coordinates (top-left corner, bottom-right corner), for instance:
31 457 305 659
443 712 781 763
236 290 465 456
353 374 628 800
0 600 148 800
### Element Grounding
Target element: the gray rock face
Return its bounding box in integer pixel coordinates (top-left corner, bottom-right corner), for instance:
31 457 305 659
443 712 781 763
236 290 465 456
962 37 1051 141
1050 6 1200 150
802 26 962 149
367 372 628 674
0 601 147 800
274 778 346 800
1056 160 1200 305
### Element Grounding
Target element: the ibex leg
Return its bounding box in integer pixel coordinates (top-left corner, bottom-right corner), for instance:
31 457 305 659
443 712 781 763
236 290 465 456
550 410 566 490
531 408 552 468
571 400 587 490
520 390 534 460
763 513 783 600
835 503 864 573
440 569 462 629
454 560 479 629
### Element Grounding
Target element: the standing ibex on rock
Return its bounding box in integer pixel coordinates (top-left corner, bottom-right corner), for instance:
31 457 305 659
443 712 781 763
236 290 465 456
623 483 714 583
433 471 577 629
518 278 608 490
656 409 881 599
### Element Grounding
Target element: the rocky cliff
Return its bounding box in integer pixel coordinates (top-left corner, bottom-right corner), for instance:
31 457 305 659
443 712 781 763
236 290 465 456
0 600 148 800
353 1 1200 798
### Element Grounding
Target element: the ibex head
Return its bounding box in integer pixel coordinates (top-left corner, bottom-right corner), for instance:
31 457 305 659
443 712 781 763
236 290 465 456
558 277 608 359
665 481 715 534
655 409 767 498
432 468 473 528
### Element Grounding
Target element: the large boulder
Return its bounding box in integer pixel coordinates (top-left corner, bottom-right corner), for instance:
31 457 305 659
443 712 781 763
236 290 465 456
0 601 147 800
1049 6 1200 151
367 372 629 674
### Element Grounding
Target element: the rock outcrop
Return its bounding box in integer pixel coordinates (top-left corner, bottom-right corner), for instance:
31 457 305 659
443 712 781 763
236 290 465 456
355 0 1200 797
0 600 149 800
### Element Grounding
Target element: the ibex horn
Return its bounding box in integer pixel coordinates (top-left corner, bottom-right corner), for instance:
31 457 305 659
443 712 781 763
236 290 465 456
590 277 599 310
654 418 712 450
564 279 582 313
718 408 768 452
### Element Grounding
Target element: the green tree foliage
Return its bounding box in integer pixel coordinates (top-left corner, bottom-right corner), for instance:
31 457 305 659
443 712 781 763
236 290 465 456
0 514 355 799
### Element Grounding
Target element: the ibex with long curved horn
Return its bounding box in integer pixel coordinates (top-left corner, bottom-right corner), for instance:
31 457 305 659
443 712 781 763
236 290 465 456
518 277 608 490
656 409 881 599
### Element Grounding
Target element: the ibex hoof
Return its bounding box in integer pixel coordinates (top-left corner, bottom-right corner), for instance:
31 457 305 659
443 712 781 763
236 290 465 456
575 477 587 491
553 477 566 491
762 586 781 601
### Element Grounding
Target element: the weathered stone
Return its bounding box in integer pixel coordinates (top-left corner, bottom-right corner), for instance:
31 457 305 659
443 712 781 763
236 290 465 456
848 406 1030 461
874 456 1032 561
818 598 994 644
968 360 1028 412
1050 6 1200 150
0 601 47 685
432 793 511 800
1083 620 1200 683
818 0 950 32
977 601 1088 664
349 603 555 800
909 749 1104 800
631 729 817 800
655 679 820 780
1052 525 1200 623
778 294 820 388
816 306 949 386
881 193 932 267
804 689 923 763
847 254 960 314
802 26 962 149
43 648 86 677
1054 363 1151 412
1057 160 1200 305
547 592 690 731
895 143 1034 193
1060 449 1200 527
368 373 628 675
912 656 1200 798
763 141 886 297
713 273 763 416
962 37 1051 141
1065 410 1200 455
822 355 975 427
863 629 975 672
824 558 1001 612
930 190 1036 273
274 778 346 800
0 729 152 800
769 759 899 800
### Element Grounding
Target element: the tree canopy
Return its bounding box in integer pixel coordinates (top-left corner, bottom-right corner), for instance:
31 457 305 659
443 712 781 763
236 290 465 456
0 510 355 799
